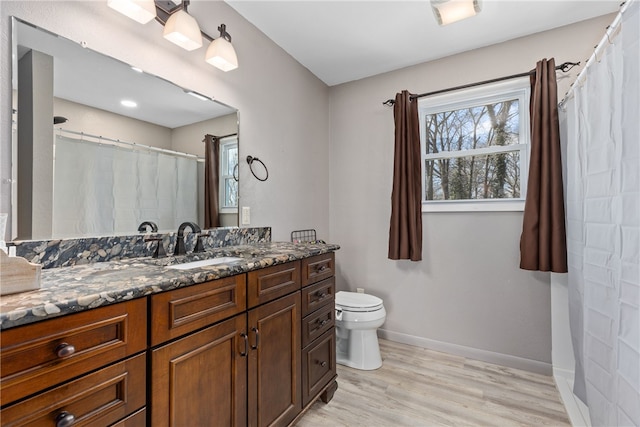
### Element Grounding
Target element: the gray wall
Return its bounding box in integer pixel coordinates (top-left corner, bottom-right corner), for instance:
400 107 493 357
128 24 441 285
328 15 614 372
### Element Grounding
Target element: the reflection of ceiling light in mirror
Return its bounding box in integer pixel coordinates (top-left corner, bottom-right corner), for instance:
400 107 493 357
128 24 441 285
431 0 482 25
107 0 156 24
163 9 202 51
205 24 238 72
186 91 210 101
121 100 138 108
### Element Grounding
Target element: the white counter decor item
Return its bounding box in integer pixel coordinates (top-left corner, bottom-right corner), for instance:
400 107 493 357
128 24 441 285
0 250 42 295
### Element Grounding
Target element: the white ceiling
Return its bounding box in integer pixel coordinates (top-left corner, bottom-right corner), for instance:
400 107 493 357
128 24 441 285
224 0 620 86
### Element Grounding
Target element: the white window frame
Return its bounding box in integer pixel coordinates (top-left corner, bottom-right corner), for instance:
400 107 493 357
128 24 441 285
418 78 531 212
219 135 238 213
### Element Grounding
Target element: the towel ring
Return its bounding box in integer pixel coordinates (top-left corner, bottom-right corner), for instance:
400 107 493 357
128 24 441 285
246 155 269 181
233 163 239 182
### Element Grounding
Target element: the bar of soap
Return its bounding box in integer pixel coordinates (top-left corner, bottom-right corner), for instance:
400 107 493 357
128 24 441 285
0 250 42 296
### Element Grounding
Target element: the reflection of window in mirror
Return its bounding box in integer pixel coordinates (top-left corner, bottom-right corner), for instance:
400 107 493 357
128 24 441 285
219 136 238 211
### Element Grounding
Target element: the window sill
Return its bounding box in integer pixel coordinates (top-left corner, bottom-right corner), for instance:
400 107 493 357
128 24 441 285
422 199 525 213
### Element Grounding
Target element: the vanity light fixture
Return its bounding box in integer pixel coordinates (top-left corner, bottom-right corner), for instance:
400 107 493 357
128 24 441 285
107 0 156 24
431 0 482 25
107 0 239 71
205 24 238 72
162 1 202 51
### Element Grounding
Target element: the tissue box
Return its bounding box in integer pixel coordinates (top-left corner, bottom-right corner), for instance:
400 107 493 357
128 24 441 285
0 250 42 295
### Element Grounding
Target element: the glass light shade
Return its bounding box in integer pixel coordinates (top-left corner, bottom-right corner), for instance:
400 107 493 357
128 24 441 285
163 10 202 51
107 0 156 24
431 0 481 25
205 37 238 72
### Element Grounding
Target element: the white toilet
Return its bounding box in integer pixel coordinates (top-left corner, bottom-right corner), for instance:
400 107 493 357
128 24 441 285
335 291 386 370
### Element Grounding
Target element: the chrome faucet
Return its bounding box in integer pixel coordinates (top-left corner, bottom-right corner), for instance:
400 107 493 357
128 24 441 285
174 222 201 256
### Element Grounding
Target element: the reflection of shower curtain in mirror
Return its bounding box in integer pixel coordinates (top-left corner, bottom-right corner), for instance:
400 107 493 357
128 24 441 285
53 135 198 237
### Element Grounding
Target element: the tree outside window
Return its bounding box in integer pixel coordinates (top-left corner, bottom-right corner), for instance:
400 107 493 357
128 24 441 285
419 80 530 211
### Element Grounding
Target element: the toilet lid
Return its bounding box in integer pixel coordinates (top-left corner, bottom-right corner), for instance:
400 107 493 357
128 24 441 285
335 291 383 310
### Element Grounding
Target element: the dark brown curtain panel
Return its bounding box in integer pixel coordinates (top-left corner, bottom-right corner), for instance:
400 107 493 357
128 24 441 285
388 90 422 261
204 134 221 228
520 58 568 272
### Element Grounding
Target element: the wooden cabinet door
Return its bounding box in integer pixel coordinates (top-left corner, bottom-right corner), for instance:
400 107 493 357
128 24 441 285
248 293 301 427
302 330 336 407
151 314 248 427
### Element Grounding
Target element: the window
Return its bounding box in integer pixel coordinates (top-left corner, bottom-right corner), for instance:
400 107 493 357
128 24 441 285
418 79 530 212
219 136 238 211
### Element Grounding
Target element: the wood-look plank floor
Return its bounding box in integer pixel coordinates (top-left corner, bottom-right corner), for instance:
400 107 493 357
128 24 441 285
298 339 570 427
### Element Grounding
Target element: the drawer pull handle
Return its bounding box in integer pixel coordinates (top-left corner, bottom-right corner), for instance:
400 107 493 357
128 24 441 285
55 343 76 358
251 327 260 350
55 411 76 427
313 318 329 331
318 361 327 368
240 333 248 357
316 265 327 273
315 291 327 299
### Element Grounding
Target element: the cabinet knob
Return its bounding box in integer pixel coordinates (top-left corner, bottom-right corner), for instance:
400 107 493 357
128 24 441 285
55 411 76 427
316 265 327 273
55 343 76 358
318 361 327 368
315 291 327 299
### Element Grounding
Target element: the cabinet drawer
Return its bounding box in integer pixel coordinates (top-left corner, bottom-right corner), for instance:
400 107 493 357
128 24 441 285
302 329 336 407
1 353 146 427
247 261 300 308
301 303 334 348
150 274 246 346
301 253 335 287
1 299 147 405
301 277 335 317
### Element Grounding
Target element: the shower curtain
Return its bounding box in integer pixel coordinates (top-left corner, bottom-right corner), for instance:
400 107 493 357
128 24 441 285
53 135 198 237
561 2 639 426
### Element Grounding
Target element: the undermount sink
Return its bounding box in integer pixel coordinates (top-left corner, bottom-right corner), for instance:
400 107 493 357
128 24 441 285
166 257 244 270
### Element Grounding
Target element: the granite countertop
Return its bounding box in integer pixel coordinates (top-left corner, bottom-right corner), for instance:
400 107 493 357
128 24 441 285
0 242 339 330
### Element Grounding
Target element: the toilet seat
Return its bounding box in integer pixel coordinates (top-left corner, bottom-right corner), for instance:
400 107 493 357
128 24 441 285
336 291 383 312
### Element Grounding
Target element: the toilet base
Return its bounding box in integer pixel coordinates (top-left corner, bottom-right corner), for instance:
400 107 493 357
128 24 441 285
336 328 382 370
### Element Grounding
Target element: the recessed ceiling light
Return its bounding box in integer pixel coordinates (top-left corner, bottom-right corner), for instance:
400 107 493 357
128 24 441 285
121 99 138 108
131 66 144 73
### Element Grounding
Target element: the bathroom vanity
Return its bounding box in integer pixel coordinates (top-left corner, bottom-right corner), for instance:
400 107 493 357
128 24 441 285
0 241 338 426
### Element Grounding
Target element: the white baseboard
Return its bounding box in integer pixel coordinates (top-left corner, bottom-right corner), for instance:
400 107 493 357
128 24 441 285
378 328 552 375
553 369 591 427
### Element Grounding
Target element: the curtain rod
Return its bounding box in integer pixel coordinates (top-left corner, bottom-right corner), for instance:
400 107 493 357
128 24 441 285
56 128 203 160
560 1 629 106
382 61 580 106
203 132 238 141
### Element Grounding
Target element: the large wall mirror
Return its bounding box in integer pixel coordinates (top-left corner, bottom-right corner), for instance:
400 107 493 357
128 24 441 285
11 17 239 241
